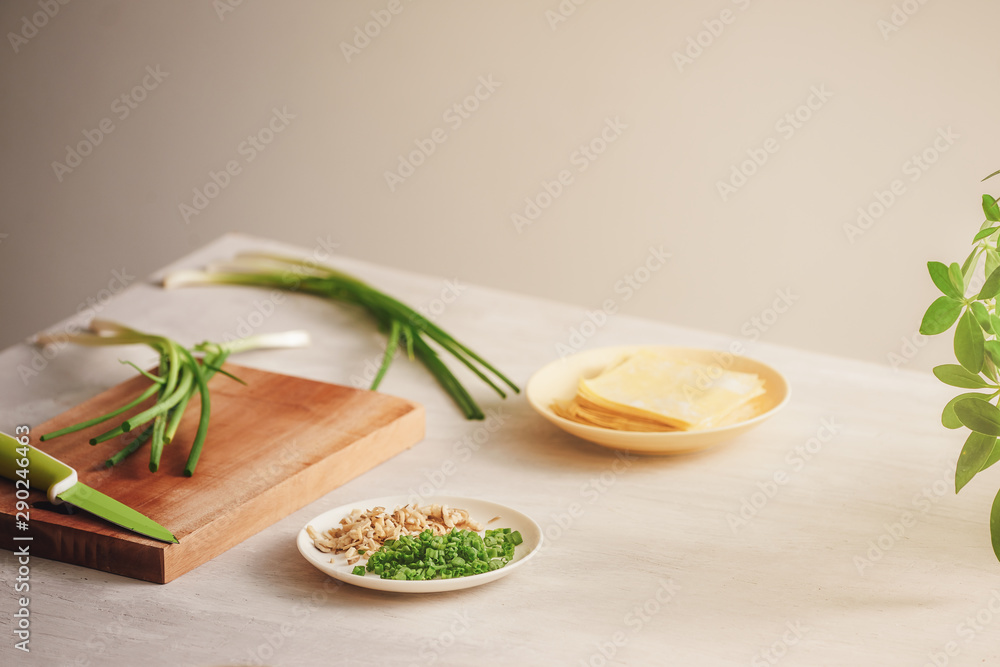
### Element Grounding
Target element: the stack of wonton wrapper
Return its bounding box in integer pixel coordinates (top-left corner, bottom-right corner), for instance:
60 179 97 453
551 349 766 432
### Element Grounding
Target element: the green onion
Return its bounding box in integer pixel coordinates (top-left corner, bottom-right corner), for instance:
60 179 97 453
38 381 161 441
163 252 519 419
34 320 309 475
356 528 522 580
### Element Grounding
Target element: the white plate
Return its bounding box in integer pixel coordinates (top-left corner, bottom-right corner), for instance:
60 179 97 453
526 345 790 455
297 495 542 593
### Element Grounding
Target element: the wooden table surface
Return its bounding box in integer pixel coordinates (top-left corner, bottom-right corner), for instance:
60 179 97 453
2 233 997 666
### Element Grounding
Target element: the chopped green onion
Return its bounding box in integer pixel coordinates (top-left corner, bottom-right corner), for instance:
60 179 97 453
357 528 522 580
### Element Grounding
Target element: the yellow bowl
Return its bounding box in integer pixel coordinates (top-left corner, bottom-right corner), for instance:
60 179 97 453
526 345 790 454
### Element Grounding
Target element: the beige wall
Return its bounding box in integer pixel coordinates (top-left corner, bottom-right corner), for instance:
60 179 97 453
2 0 996 372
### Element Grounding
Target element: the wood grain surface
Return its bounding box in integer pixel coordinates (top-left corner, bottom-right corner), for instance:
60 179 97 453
0 364 424 583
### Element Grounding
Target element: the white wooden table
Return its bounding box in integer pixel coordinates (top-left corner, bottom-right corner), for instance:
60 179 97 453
2 234 996 666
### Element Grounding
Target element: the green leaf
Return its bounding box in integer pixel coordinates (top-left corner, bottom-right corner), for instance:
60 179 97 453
948 262 966 297
955 397 1000 435
920 296 963 335
983 169 1000 182
962 247 981 280
928 261 962 299
975 226 1000 241
984 356 1000 384
991 488 1000 563
989 249 1000 280
956 431 997 492
984 194 1000 222
201 363 247 385
981 439 1000 472
972 302 994 332
955 309 985 373
980 267 1000 300
956 310 986 372
986 340 1000 368
943 392 993 429
933 364 991 388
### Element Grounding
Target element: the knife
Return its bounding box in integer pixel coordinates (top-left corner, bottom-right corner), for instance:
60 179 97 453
0 431 178 544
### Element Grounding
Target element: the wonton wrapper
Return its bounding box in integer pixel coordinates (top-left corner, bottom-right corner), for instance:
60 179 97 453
552 349 766 432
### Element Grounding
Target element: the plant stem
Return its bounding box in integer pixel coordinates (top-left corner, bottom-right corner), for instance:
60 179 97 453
37 320 304 475
40 382 160 441
164 254 519 419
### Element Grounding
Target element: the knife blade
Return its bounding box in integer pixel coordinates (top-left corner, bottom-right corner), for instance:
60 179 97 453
0 431 178 544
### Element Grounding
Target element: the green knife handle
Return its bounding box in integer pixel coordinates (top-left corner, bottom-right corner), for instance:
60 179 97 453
0 431 78 504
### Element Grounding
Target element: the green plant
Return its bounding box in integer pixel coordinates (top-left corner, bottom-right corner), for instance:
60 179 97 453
921 170 1000 561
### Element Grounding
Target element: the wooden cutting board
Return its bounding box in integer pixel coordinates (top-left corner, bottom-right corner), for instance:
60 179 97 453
0 364 424 583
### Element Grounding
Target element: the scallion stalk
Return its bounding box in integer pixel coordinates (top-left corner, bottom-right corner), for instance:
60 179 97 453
34 321 310 475
164 253 519 419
